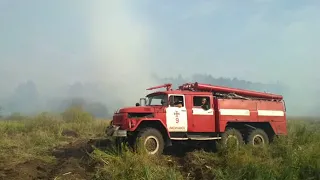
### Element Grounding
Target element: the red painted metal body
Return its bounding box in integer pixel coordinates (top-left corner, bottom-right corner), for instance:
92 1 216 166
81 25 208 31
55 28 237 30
146 84 172 91
178 82 283 100
112 82 287 138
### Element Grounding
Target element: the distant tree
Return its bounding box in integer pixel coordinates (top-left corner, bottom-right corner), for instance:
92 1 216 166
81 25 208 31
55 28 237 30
67 82 84 98
5 80 39 113
55 97 87 112
57 97 109 118
69 97 86 108
6 112 25 121
155 74 286 95
62 105 94 123
85 102 109 118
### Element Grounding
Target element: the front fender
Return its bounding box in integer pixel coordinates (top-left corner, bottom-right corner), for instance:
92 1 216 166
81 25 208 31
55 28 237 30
130 118 170 138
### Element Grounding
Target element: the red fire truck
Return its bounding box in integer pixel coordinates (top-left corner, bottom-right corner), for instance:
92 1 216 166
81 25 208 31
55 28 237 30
106 82 287 155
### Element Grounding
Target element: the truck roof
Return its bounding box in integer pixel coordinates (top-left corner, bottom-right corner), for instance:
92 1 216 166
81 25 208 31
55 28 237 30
147 90 212 96
146 82 283 101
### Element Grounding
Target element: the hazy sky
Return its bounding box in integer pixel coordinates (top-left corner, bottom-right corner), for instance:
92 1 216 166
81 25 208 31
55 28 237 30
1 0 319 99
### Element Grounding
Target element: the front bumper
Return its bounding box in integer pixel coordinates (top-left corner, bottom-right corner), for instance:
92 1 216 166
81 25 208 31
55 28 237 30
105 125 127 137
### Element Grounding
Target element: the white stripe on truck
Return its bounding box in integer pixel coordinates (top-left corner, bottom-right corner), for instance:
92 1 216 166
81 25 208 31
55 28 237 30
257 110 284 116
192 108 214 115
219 109 284 117
219 109 250 116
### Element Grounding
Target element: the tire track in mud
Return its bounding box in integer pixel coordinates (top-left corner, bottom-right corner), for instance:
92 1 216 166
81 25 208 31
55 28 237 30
49 139 95 180
49 138 113 180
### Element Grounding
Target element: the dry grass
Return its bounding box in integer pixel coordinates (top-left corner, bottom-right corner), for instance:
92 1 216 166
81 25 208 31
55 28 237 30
92 119 320 180
0 109 319 180
0 109 110 170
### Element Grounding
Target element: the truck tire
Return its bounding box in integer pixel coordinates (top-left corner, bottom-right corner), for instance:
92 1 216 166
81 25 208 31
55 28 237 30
247 129 269 147
221 128 244 148
136 128 164 155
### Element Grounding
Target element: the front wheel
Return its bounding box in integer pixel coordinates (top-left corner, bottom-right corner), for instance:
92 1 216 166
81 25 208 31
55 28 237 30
136 128 165 155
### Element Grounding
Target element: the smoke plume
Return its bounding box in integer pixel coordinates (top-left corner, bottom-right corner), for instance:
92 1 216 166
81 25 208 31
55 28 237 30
88 1 157 106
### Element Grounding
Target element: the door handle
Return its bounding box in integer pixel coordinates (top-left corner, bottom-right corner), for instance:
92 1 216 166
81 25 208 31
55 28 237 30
181 110 186 112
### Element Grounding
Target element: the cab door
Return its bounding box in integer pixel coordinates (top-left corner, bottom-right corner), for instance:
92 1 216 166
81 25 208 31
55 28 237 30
190 95 214 132
165 94 188 132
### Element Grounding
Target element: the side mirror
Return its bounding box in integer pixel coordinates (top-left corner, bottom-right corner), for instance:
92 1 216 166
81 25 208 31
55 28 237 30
135 103 140 106
139 98 146 106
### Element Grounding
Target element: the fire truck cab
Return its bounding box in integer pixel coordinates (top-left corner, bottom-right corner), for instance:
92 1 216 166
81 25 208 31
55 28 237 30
106 82 287 155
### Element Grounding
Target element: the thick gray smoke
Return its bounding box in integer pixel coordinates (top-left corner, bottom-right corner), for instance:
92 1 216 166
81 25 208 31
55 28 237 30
0 1 319 117
0 0 159 115
88 1 157 106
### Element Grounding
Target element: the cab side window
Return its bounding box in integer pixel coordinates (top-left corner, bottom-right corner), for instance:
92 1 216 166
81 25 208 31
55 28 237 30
193 96 210 110
169 95 184 107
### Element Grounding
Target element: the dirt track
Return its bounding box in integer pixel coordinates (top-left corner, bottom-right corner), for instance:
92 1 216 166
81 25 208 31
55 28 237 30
0 138 112 180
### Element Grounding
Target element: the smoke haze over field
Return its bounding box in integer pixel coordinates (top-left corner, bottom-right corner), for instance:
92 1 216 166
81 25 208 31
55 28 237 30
89 0 157 104
0 0 320 116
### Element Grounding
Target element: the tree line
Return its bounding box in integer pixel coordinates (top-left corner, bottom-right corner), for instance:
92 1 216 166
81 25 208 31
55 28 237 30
0 74 287 118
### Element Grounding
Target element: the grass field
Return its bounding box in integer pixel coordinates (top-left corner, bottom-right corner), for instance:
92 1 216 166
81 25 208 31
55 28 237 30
0 108 319 180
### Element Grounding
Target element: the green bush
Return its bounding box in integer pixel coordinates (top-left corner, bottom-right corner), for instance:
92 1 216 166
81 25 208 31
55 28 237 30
61 105 94 123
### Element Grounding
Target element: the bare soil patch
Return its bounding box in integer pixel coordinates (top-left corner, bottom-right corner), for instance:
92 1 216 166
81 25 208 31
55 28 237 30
0 138 112 180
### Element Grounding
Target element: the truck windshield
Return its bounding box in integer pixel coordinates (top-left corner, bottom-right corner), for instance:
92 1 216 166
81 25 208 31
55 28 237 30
146 94 167 106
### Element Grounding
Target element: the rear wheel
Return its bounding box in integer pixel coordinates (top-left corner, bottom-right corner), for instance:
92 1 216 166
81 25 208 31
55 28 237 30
136 128 164 155
221 128 244 148
247 129 269 147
